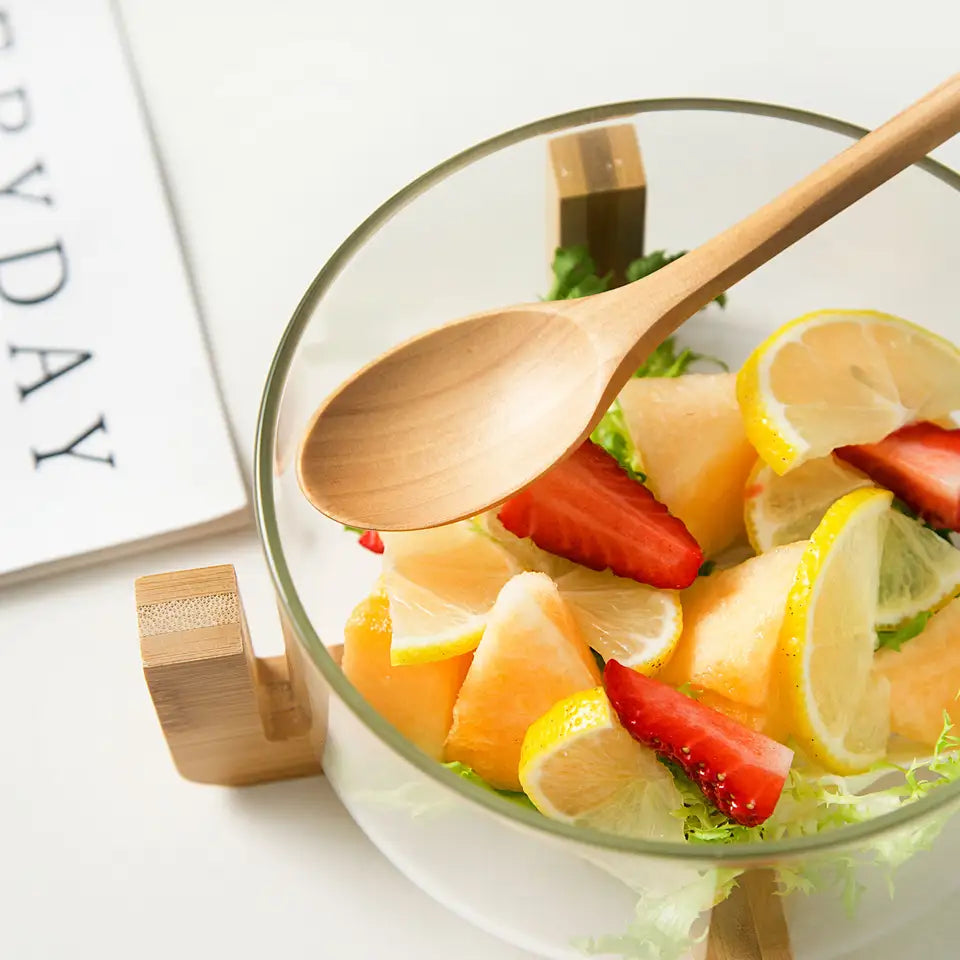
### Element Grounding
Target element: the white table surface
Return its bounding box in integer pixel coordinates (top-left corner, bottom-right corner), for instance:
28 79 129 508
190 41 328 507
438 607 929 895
4 2 960 957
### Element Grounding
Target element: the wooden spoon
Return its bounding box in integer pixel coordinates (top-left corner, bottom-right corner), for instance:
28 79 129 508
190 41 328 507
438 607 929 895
299 75 960 531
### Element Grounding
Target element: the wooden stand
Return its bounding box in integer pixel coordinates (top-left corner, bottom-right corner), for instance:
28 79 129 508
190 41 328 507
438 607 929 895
706 870 793 960
134 123 791 959
548 122 647 285
135 564 322 785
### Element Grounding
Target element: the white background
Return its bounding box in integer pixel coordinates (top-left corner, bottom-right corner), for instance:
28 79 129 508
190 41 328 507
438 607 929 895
3 2 960 957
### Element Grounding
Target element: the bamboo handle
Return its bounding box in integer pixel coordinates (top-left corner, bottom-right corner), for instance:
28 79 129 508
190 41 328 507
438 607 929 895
587 73 960 360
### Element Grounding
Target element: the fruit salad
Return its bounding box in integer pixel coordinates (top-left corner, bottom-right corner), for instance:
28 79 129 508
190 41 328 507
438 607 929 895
339 245 960 859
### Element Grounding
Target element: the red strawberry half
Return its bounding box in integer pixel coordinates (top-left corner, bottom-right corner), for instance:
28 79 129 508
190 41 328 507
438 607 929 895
604 660 793 826
837 422 960 532
358 530 384 553
497 441 703 589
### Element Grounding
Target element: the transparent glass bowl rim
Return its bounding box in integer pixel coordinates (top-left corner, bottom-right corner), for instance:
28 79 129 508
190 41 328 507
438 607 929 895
255 96 960 861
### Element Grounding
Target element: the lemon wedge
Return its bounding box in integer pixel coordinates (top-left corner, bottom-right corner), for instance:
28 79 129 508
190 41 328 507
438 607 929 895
381 523 519 665
877 509 960 627
780 487 892 773
475 513 682 673
738 310 960 474
519 687 684 840
744 456 873 553
745 455 960 627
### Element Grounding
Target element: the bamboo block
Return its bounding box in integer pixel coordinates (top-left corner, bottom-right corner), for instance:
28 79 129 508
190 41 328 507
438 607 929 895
135 564 323 786
705 869 793 960
548 123 646 285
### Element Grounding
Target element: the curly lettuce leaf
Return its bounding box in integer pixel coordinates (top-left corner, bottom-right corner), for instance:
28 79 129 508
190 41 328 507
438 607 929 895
633 337 728 379
575 869 740 960
589 399 645 481
876 611 933 652
441 761 538 812
663 709 960 918
545 245 613 300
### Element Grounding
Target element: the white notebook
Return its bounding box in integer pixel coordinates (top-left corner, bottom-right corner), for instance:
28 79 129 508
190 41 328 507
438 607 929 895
0 0 248 584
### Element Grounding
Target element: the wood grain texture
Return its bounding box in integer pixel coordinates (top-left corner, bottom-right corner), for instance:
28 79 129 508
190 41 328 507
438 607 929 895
136 564 322 786
297 73 960 532
548 123 646 285
705 870 793 960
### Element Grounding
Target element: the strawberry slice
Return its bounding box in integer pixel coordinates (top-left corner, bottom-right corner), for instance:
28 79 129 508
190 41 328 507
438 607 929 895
497 441 703 589
358 530 384 553
604 660 793 826
837 422 960 532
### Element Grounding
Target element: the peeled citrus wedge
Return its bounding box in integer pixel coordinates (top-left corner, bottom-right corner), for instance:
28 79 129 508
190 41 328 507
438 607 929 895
876 596 960 745
475 513 682 673
878 509 960 627
779 487 893 773
445 572 600 790
380 523 519 665
618 373 757 557
661 542 806 712
519 687 684 840
342 591 471 759
744 456 873 553
738 310 960 474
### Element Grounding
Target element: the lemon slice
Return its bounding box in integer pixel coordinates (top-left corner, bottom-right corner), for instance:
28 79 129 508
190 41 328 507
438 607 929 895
877 510 960 627
555 566 682 673
519 687 684 840
738 310 960 474
475 513 682 673
381 523 520 665
471 512 575 578
744 456 873 553
780 487 892 773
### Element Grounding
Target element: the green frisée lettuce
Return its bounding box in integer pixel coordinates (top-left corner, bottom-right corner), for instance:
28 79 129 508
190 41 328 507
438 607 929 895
670 712 960 902
632 337 728 379
673 714 960 847
576 869 740 960
545 244 727 479
876 610 933 651
444 713 960 959
545 245 613 300
589 399 646 482
576 718 960 959
442 761 538 811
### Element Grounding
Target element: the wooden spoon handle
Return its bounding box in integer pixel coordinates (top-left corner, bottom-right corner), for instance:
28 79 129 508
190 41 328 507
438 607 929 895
594 73 960 364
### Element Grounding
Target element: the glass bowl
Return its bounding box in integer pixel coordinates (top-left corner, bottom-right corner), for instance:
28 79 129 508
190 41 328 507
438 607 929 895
256 99 960 959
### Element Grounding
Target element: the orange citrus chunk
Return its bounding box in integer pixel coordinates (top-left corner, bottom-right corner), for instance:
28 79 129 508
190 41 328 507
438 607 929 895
618 372 756 557
660 542 806 709
342 590 471 760
444 572 601 791
875 596 960 747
